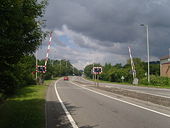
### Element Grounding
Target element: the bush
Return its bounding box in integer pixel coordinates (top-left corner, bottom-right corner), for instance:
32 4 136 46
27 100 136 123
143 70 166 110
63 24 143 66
140 75 170 86
0 71 19 95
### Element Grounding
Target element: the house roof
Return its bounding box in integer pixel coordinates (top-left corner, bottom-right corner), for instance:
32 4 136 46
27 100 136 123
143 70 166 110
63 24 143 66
160 55 170 60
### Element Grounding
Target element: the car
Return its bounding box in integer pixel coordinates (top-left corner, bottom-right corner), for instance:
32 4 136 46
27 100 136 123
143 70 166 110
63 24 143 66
64 76 69 81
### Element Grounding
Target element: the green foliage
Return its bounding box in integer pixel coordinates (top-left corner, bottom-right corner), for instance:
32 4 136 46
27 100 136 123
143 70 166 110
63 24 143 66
0 0 47 64
84 58 165 86
0 70 18 95
0 55 36 95
0 84 47 128
150 63 160 75
107 67 132 82
37 59 82 80
140 75 170 86
0 0 47 95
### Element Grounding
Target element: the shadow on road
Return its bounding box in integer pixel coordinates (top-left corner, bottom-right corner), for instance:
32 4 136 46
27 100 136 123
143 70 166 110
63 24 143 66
46 101 98 128
0 99 45 128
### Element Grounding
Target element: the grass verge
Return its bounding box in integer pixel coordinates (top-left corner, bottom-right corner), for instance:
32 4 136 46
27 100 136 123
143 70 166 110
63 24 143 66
86 77 170 89
0 79 55 128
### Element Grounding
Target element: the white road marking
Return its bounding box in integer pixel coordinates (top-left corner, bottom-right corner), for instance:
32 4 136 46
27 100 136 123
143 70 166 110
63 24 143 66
71 81 170 118
79 77 170 99
55 80 79 128
104 85 170 99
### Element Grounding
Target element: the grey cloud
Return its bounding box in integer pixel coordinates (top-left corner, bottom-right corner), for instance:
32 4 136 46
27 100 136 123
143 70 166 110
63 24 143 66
42 0 170 68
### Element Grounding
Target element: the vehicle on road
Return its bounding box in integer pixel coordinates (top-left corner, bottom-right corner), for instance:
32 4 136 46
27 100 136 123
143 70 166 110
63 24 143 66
64 76 69 81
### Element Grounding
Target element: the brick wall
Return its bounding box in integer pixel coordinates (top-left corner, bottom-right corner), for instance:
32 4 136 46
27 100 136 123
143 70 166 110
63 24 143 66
160 63 170 77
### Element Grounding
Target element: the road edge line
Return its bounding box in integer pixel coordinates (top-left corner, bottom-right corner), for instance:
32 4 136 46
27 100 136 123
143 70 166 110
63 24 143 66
71 81 170 118
55 80 79 128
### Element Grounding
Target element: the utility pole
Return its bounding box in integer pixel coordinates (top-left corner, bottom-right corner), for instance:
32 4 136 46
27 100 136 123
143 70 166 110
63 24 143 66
66 60 67 68
35 50 38 81
140 24 150 83
51 60 54 79
60 60 61 76
73 66 74 75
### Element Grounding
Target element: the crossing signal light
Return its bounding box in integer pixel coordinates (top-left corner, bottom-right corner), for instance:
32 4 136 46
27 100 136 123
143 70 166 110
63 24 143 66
36 65 46 73
93 67 102 74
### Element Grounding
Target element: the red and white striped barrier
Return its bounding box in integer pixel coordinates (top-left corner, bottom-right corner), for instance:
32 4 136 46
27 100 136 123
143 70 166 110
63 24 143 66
44 32 53 66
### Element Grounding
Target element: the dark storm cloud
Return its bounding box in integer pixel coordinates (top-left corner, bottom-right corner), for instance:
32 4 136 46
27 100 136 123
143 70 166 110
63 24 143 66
43 0 170 64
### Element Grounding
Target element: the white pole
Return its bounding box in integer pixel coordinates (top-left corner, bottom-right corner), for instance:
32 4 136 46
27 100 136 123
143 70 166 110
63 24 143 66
72 66 74 75
36 51 38 80
66 60 67 68
93 53 94 80
146 25 150 83
60 60 61 76
140 24 150 83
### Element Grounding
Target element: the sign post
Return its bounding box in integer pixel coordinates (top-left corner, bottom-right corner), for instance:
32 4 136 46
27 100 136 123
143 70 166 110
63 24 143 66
92 67 102 87
121 76 125 83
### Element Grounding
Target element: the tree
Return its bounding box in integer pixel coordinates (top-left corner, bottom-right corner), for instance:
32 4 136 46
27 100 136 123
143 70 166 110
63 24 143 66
125 58 145 79
0 55 36 95
0 0 47 65
0 0 47 95
36 59 81 80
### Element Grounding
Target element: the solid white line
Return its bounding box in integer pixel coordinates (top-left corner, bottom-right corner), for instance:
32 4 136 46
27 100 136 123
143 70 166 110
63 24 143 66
71 81 170 118
80 77 170 99
105 85 170 99
55 80 79 128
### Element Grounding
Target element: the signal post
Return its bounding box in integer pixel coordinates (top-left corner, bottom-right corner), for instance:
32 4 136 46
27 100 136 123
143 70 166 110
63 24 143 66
92 67 102 87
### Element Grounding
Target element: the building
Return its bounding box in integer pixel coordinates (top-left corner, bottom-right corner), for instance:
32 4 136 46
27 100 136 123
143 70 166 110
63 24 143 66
160 55 170 78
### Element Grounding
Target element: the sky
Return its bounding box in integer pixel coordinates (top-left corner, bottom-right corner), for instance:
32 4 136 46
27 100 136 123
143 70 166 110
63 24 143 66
38 0 170 69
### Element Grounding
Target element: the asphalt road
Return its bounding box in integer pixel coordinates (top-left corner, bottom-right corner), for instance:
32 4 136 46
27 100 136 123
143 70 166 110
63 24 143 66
74 76 170 98
46 77 170 128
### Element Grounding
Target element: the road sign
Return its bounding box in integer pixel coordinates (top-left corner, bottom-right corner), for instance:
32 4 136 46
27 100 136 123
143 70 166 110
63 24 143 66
121 76 125 82
93 67 102 74
121 76 125 80
36 65 46 73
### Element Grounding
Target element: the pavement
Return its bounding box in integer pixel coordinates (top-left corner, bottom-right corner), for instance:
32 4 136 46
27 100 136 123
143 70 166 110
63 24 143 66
45 77 170 128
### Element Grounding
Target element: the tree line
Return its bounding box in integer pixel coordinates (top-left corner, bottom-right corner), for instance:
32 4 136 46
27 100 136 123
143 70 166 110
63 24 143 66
0 0 82 98
37 59 82 80
84 58 170 86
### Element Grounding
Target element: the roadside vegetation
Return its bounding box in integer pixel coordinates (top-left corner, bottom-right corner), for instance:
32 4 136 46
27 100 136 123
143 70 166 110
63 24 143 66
0 83 48 128
0 0 47 97
0 1 82 127
0 0 81 100
84 58 170 87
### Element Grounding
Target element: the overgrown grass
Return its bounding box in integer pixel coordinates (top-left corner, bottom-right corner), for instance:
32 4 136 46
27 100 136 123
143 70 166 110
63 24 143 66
140 75 170 88
43 77 59 86
0 79 54 128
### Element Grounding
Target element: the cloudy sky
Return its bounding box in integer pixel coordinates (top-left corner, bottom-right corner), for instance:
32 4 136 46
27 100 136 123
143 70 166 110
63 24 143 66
38 0 170 69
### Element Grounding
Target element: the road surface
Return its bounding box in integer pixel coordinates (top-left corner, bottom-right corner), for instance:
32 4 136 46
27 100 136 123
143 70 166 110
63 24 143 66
74 76 170 98
46 77 170 128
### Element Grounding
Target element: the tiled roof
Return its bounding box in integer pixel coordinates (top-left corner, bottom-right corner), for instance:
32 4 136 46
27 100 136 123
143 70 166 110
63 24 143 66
160 55 170 60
